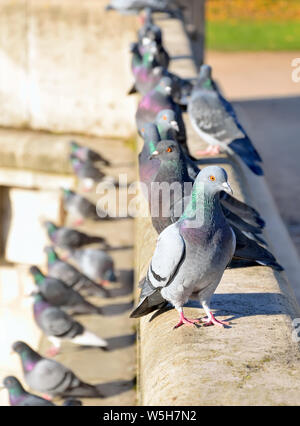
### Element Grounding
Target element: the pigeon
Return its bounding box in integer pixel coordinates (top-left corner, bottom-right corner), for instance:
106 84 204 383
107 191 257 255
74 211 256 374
106 0 177 14
136 76 187 146
148 140 282 270
131 166 236 328
30 266 103 315
148 139 265 243
70 140 110 166
138 8 170 69
44 221 108 250
188 64 263 175
62 188 111 226
45 246 110 297
2 376 56 406
69 156 107 191
130 46 193 105
12 341 102 398
33 293 108 356
154 109 265 228
67 248 117 285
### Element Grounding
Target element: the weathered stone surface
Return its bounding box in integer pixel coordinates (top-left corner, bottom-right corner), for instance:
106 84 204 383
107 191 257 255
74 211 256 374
0 0 139 138
134 16 300 406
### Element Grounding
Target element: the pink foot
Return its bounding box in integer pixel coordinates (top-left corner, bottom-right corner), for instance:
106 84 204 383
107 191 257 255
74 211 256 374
174 312 200 329
100 280 110 287
201 312 230 327
42 394 52 401
196 146 221 156
46 347 60 357
73 218 84 227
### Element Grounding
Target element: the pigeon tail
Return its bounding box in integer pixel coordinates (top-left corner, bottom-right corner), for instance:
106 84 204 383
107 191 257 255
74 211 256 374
130 278 167 318
229 139 264 176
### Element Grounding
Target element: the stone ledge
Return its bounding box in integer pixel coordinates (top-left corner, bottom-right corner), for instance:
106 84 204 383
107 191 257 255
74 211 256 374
134 16 300 406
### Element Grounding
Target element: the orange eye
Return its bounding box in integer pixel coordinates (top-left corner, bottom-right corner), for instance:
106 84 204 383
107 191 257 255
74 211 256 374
209 175 216 181
163 115 167 121
166 147 173 153
141 127 145 133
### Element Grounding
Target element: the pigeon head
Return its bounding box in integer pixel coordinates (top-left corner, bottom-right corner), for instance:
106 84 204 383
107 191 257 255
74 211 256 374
156 76 173 95
70 140 79 152
156 109 179 134
150 140 181 162
12 341 31 355
194 166 232 196
44 221 57 235
3 376 23 391
199 64 212 79
29 266 45 284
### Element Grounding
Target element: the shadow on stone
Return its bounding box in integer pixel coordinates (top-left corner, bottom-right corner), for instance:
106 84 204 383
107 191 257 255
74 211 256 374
108 269 134 297
148 292 292 322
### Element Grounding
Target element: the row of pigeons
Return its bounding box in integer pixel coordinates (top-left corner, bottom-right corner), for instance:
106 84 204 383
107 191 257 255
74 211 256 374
103 4 284 327
2 141 125 404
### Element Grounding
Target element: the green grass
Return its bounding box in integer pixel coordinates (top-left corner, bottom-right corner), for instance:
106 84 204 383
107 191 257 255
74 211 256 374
206 20 300 51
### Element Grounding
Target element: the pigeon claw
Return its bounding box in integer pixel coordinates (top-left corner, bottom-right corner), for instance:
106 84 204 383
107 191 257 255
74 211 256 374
173 312 201 329
196 145 221 157
201 312 230 327
46 346 60 357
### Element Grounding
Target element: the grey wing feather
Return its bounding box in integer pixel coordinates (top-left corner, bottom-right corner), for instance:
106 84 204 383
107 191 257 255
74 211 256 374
189 90 244 144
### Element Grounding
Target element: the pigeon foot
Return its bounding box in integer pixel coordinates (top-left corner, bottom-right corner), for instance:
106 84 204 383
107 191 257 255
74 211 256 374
201 312 230 327
173 312 200 329
46 346 60 357
196 145 221 156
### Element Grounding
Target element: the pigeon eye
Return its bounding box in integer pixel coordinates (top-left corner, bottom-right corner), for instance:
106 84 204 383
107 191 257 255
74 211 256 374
209 175 216 181
166 147 173 153
163 115 167 121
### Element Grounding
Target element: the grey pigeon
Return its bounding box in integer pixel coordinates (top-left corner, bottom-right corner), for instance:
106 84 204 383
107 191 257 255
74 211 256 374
147 140 282 270
188 64 263 175
136 76 187 147
70 140 110 166
106 0 177 14
29 266 103 315
138 8 170 69
62 188 110 225
69 156 107 191
12 341 102 398
131 166 236 327
2 376 56 406
67 248 117 285
45 246 110 297
155 109 265 228
33 293 108 356
44 221 108 250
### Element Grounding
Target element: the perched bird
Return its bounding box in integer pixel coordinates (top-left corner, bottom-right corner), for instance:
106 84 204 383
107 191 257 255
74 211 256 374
62 188 110 226
30 266 103 315
69 156 106 191
140 118 265 230
106 0 177 14
33 293 108 357
138 8 170 69
131 166 236 327
148 140 282 270
12 341 103 398
67 248 117 286
45 246 110 297
2 376 56 406
136 76 187 147
2 376 83 406
44 221 108 250
188 64 263 175
70 140 110 166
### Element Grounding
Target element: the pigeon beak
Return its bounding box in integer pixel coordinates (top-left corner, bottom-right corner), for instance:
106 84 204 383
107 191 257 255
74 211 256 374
149 150 159 160
222 182 233 195
170 120 179 132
